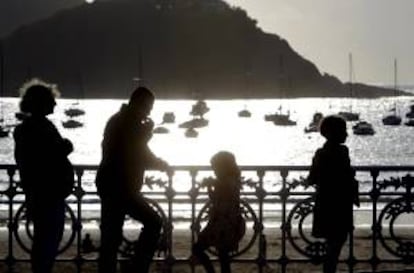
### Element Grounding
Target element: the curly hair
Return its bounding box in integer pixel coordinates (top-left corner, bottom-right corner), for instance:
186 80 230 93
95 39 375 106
20 84 57 114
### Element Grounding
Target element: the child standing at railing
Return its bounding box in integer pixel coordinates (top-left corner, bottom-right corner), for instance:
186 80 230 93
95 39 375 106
192 151 246 273
307 115 360 273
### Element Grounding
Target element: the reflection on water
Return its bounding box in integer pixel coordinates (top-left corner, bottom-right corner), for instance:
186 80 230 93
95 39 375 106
1 97 414 166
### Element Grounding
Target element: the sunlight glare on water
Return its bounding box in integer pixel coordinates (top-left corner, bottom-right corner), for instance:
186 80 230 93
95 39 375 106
1 97 414 167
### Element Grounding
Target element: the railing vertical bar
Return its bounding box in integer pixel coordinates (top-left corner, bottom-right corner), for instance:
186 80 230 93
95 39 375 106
166 170 174 273
257 169 265 273
75 169 84 273
280 169 288 273
190 168 197 273
371 170 380 272
6 167 16 273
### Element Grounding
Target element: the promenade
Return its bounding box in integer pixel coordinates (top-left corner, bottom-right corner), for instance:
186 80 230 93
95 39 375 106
0 164 413 273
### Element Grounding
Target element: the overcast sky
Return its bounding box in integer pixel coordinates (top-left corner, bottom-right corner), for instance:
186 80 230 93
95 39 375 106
1 0 413 86
225 0 414 86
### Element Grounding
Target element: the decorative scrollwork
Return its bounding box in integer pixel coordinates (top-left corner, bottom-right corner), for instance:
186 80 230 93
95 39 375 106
285 176 310 192
377 177 404 191
119 198 169 258
13 202 76 254
144 176 168 190
377 197 414 260
377 174 414 192
286 197 326 260
193 199 260 258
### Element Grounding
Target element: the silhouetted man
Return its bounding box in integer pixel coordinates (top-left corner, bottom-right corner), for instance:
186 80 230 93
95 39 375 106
95 86 170 273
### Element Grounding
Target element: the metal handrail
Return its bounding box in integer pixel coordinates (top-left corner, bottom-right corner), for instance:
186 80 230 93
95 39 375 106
0 164 413 273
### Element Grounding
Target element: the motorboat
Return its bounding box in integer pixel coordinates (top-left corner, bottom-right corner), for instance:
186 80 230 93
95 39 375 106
190 100 209 117
238 108 251 118
185 127 198 138
338 111 359 122
62 119 83 129
153 126 169 134
0 126 8 138
272 115 296 126
179 118 208 129
162 112 175 124
404 118 414 127
265 112 296 126
382 115 402 126
406 105 414 119
64 107 85 118
304 112 323 133
352 121 375 135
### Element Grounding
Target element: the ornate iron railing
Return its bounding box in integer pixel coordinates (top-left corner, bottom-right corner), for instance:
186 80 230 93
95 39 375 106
0 164 413 273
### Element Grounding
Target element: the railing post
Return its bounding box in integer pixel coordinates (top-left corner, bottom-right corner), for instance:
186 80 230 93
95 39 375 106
369 169 380 272
165 169 176 273
6 167 16 273
348 170 358 273
279 168 289 273
74 168 85 273
188 168 198 273
256 169 266 273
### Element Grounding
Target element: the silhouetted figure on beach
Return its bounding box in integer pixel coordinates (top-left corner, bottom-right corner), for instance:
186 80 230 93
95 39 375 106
95 86 170 273
192 151 246 273
307 115 360 273
13 84 75 273
82 233 98 253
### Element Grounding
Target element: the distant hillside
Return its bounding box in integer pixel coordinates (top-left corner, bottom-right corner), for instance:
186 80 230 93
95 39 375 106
0 0 83 37
1 0 409 98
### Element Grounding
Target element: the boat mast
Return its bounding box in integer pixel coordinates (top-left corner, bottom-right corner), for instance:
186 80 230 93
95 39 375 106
137 43 143 87
279 54 285 113
0 40 3 96
349 52 353 113
394 58 398 115
0 40 4 123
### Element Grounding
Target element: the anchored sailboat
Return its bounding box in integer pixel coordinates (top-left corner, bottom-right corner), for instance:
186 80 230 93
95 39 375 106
265 55 296 126
338 53 360 121
382 58 402 126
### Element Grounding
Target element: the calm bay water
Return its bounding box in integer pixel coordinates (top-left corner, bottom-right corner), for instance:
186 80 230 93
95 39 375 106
1 96 414 167
1 96 414 225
